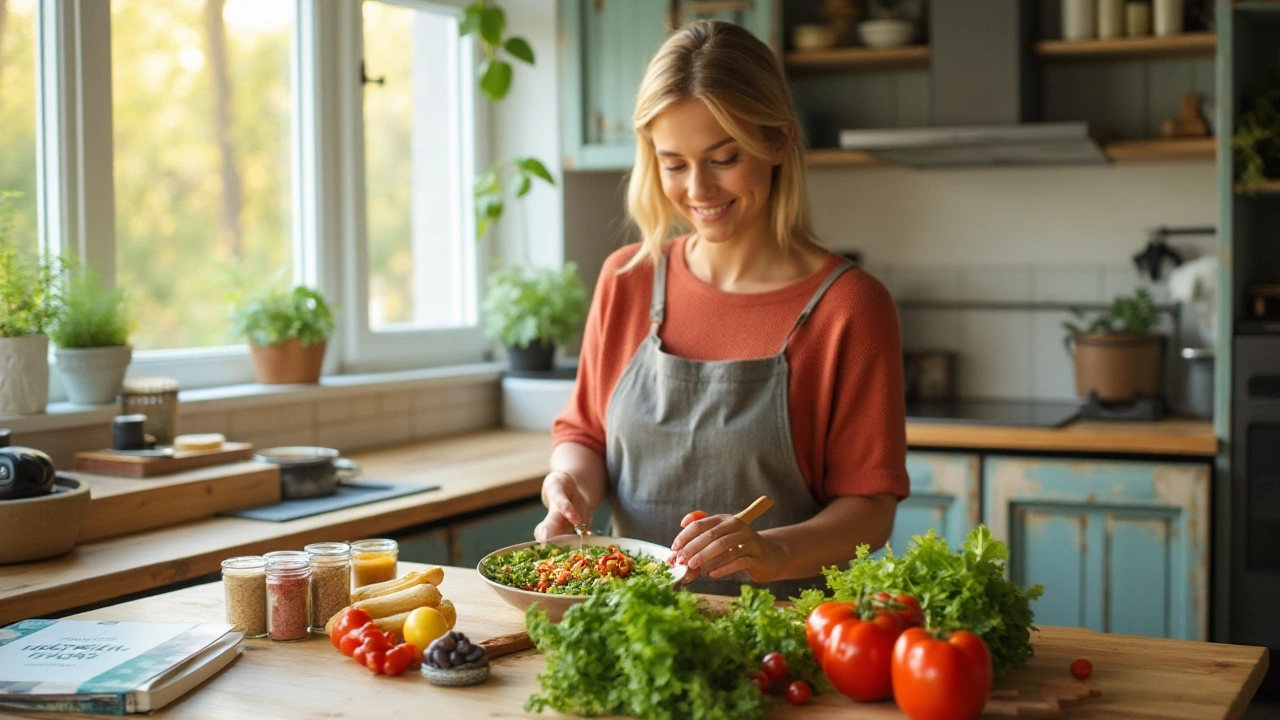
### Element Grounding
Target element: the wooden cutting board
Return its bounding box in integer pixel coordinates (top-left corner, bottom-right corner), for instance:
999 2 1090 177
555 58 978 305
73 442 255 477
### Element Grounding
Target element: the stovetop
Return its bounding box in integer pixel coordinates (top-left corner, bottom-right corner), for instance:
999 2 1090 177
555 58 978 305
905 399 1083 428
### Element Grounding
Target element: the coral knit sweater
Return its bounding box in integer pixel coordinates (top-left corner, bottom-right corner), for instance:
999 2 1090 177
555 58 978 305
553 236 910 503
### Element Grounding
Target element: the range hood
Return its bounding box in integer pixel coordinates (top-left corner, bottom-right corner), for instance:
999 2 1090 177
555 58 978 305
837 0 1107 168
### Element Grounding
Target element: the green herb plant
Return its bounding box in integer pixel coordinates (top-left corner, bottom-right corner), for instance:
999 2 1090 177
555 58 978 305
1061 287 1160 339
794 526 1044 683
230 284 335 347
0 192 62 338
1232 73 1280 193
481 262 587 350
49 267 132 348
526 577 822 720
459 0 555 240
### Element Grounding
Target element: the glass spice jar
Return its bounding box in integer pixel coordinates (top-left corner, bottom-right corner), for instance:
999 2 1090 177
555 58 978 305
305 542 351 633
350 539 398 589
265 551 311 642
222 556 267 638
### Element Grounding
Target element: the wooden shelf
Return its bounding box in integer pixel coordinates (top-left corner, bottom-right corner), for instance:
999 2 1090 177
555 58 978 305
785 44 929 75
1102 137 1216 162
1233 0 1280 11
1034 32 1216 62
1234 180 1280 195
805 137 1214 168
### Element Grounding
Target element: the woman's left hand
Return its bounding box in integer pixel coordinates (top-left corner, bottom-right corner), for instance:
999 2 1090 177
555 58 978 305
670 513 789 583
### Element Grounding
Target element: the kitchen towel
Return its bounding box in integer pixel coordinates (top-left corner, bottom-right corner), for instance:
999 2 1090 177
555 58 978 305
1168 254 1219 347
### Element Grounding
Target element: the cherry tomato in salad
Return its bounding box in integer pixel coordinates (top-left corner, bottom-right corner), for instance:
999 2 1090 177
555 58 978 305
761 652 789 681
1070 658 1093 680
786 680 812 705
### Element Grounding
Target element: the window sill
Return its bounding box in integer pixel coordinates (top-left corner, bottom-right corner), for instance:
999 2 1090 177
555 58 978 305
0 362 506 435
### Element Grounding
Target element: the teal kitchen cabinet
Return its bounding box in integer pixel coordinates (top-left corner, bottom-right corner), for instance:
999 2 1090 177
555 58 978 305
450 499 549 568
984 456 1210 641
395 525 452 567
884 452 982 554
560 0 776 170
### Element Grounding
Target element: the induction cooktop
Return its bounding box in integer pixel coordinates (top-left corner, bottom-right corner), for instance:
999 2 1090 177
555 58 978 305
905 399 1082 428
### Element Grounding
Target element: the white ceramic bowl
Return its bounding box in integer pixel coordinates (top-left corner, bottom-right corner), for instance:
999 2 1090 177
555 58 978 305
858 19 917 48
477 534 688 623
0 476 91 565
792 23 837 51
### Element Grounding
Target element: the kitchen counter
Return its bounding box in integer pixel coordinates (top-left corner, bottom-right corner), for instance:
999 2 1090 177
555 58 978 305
0 563 1266 719
0 420 1216 626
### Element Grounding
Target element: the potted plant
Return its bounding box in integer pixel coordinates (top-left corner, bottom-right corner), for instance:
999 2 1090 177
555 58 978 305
1062 287 1164 403
231 284 335 384
481 263 588 372
50 268 133 405
0 193 61 415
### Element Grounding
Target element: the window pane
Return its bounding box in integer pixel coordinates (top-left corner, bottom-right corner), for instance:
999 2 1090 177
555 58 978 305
364 1 474 331
111 0 294 350
0 0 38 254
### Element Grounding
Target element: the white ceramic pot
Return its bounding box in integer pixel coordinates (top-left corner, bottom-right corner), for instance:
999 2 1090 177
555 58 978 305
55 345 133 405
0 334 51 415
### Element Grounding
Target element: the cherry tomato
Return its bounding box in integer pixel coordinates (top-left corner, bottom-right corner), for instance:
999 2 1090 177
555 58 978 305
761 652 789 681
894 595 925 629
750 671 770 693
1070 658 1093 680
364 648 387 674
892 628 992 720
330 607 374 649
786 680 813 706
681 510 708 527
338 631 364 657
355 624 393 652
382 643 415 676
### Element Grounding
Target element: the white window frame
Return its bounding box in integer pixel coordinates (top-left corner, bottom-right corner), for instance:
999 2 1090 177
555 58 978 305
33 0 491 391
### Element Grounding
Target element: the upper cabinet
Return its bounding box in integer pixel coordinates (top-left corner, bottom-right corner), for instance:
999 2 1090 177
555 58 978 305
559 0 777 171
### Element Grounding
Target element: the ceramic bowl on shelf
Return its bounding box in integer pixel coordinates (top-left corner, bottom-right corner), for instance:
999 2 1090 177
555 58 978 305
476 535 688 623
791 23 837 51
858 19 917 48
0 475 91 565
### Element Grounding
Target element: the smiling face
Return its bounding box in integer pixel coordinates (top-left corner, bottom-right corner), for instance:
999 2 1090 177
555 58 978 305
648 99 783 248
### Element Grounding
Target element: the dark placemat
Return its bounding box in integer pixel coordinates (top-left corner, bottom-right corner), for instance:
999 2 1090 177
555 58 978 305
221 480 440 522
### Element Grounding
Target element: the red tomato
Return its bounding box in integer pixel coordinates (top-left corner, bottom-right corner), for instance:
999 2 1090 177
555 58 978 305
822 608 903 701
338 631 364 657
330 607 374 649
891 628 992 720
805 601 858 665
680 510 708 527
1070 658 1093 680
382 644 415 676
364 648 387 674
894 595 925 628
355 624 393 652
750 671 770 693
761 652 789 681
785 680 812 706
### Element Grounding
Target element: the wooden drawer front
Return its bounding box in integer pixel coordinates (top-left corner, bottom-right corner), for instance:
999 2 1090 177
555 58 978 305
984 457 1210 641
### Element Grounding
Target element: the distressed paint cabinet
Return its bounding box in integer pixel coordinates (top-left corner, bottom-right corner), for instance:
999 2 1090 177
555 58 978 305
559 0 777 170
885 452 982 554
984 456 1211 641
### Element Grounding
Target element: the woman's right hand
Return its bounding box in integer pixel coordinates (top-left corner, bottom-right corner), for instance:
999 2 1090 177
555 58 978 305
534 470 587 543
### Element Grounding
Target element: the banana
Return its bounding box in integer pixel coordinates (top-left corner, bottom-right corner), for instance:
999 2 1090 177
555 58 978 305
351 567 445 603
352 582 441 618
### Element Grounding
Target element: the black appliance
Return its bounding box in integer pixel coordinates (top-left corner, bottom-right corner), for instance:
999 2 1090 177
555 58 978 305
905 399 1081 429
1231 334 1280 701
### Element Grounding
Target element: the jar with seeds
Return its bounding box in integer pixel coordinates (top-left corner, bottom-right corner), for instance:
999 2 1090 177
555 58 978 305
304 541 351 633
222 556 267 638
265 551 311 641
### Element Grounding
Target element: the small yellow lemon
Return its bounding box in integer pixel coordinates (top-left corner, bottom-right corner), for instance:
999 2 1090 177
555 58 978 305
402 606 449 651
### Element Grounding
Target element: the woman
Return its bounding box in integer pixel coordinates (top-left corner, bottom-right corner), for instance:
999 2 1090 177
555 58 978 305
536 20 909 597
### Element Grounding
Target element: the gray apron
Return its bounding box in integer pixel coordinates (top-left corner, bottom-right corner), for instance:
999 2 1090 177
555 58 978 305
605 249 855 598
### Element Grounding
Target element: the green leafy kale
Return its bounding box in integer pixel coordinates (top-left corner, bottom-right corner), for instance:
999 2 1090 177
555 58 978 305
525 577 820 719
794 526 1044 682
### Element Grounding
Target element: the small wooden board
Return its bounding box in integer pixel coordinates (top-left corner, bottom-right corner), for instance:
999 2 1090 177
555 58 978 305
73 442 255 477
73 461 281 543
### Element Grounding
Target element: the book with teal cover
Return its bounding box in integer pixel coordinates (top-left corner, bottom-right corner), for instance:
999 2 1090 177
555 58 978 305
0 619 242 715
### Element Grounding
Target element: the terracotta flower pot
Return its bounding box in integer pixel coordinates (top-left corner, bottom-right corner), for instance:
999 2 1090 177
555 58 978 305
249 339 327 384
1071 332 1164 402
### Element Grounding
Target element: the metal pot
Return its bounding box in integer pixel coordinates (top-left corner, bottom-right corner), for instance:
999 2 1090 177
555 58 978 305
254 446 360 500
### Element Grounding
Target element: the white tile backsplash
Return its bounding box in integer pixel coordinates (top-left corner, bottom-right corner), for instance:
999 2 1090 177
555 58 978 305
1033 267 1104 303
899 308 963 352
890 268 962 301
960 311 1034 398
961 267 1032 302
1032 313 1079 400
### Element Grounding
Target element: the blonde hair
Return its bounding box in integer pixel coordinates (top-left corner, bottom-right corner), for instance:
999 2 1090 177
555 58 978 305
623 20 815 271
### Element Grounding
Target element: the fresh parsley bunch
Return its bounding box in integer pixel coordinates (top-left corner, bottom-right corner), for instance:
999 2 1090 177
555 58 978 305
525 577 820 719
795 525 1044 682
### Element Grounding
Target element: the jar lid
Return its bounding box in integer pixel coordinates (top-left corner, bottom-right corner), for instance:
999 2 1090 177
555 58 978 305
221 555 267 570
305 542 351 557
265 551 311 572
350 538 398 553
122 376 180 394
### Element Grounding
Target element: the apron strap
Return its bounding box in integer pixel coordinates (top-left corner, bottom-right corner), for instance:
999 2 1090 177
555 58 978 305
778 260 857 353
649 250 669 336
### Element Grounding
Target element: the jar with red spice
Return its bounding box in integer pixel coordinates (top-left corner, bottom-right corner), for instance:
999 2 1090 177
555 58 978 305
265 551 311 642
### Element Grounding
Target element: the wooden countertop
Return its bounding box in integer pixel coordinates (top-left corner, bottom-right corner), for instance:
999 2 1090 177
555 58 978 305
907 417 1218 456
0 563 1266 719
